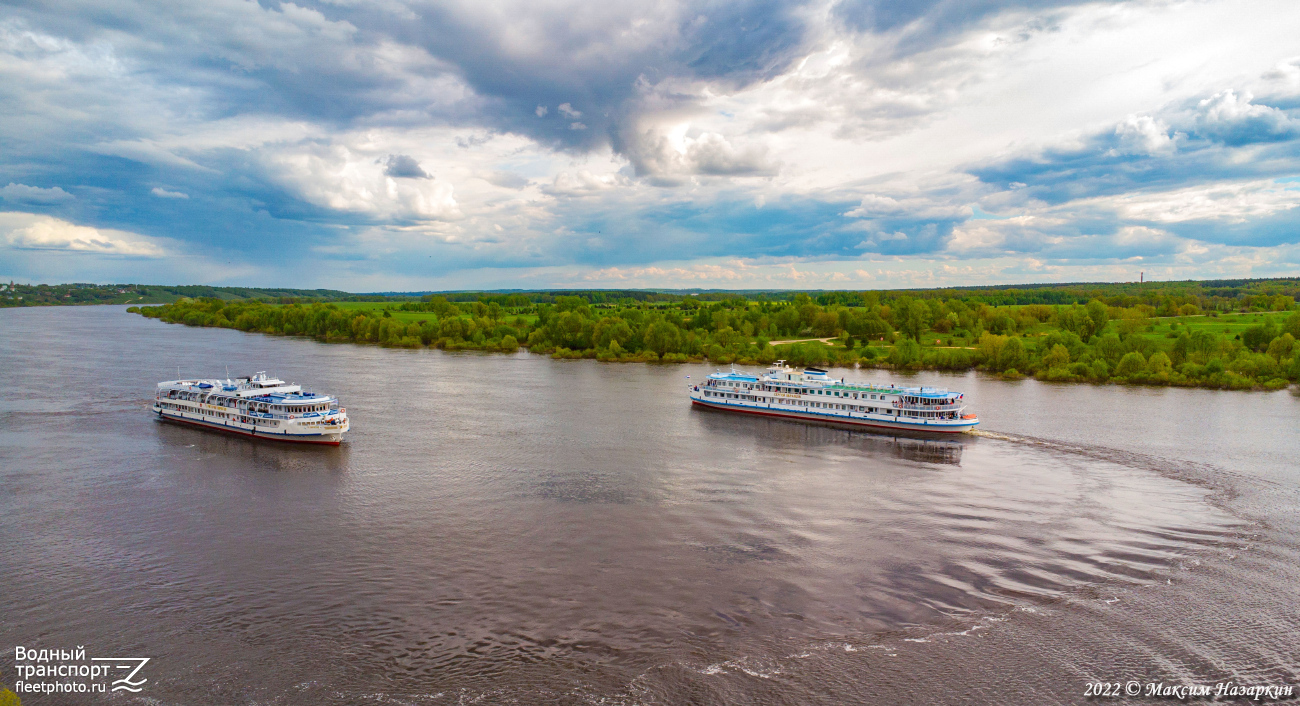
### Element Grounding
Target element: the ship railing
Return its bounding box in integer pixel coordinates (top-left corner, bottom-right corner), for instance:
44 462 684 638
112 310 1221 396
896 402 963 411
232 408 347 420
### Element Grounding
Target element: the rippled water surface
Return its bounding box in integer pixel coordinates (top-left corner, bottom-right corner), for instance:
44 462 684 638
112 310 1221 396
2 306 1298 704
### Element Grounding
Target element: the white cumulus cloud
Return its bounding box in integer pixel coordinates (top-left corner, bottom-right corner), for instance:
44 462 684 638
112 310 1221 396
1 213 165 256
1113 115 1176 155
265 142 461 220
621 127 777 184
1192 90 1297 144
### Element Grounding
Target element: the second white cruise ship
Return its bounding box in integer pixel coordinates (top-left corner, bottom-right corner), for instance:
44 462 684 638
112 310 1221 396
690 361 978 433
153 372 349 445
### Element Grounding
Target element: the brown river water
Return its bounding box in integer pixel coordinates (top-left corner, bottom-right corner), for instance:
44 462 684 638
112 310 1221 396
2 306 1298 704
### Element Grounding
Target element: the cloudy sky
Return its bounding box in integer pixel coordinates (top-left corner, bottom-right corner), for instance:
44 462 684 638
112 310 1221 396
2 0 1299 290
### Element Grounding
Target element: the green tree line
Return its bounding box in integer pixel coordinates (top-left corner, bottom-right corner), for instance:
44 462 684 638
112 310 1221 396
13 276 1299 309
131 288 1300 390
0 282 350 307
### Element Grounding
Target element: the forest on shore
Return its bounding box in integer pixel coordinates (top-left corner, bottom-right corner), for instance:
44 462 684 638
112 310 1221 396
0 281 351 307
130 279 1300 391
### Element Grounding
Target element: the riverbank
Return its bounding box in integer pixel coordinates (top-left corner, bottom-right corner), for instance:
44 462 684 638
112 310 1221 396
130 295 1300 391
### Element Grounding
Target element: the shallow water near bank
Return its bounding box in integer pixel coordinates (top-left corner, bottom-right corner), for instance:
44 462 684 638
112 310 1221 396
2 306 1297 704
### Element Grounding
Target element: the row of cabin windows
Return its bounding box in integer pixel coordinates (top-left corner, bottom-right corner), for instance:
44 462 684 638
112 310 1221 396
712 381 956 405
159 402 281 425
258 403 331 413
161 392 331 413
704 391 893 414
712 382 892 401
771 386 890 401
904 396 956 406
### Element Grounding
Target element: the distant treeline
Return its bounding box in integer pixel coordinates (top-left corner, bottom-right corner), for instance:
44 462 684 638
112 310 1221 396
10 275 1300 309
10 276 1300 310
0 282 351 307
389 278 1300 310
133 287 1300 391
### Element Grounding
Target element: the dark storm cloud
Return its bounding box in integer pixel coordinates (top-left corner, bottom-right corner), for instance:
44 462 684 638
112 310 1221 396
680 0 812 80
381 154 431 179
0 0 822 167
8 0 1079 157
341 0 816 151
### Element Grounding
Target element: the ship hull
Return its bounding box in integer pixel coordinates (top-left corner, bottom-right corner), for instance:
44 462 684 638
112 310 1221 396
691 396 977 434
156 410 345 445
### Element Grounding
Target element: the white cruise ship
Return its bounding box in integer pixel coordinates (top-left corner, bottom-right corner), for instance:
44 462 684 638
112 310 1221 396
689 362 978 434
153 372 349 445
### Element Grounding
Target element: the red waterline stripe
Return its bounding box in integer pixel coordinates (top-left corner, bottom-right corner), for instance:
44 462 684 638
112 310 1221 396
157 412 343 446
690 398 974 434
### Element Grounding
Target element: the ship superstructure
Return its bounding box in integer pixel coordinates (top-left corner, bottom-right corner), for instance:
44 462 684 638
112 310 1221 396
152 372 349 445
689 361 977 434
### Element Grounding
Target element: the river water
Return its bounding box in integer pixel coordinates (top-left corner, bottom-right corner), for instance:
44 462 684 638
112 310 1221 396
2 306 1297 704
